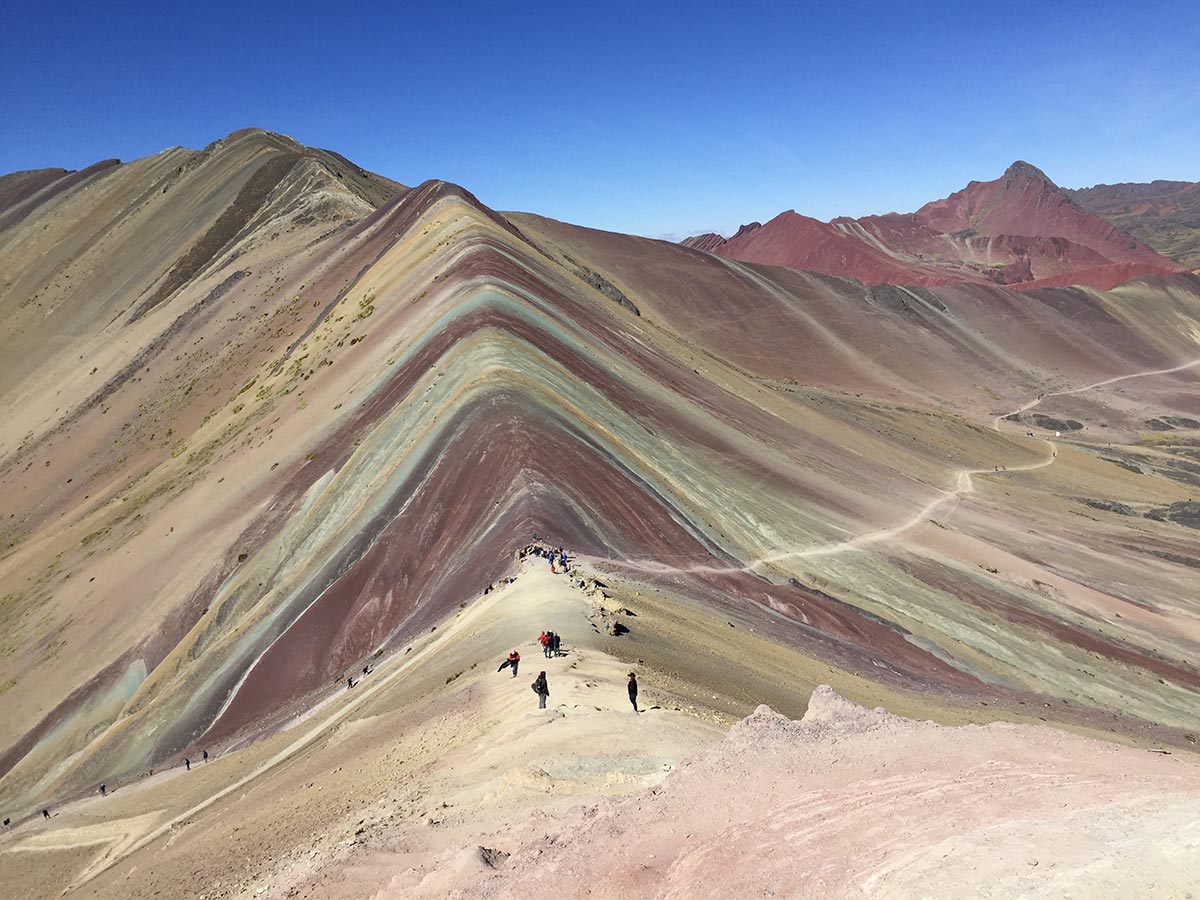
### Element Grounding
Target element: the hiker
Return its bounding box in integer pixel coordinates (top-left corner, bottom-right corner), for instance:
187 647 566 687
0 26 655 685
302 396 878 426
498 649 520 677
3 817 9 827
552 632 562 656
347 676 355 689
538 630 549 656
184 757 191 771
42 809 50 820
628 672 639 712
202 750 209 763
532 671 550 709
99 784 106 796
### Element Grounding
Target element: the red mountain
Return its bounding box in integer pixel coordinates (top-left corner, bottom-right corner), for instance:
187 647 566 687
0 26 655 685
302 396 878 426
688 162 1185 291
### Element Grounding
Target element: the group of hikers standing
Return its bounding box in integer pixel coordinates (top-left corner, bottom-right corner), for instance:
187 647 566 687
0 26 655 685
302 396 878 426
521 541 571 575
499 629 641 713
509 540 643 712
538 629 562 657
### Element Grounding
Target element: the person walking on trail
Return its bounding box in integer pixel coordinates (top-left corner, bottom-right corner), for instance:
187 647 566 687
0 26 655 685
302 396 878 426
202 749 209 764
498 649 520 677
184 757 191 771
628 672 639 713
538 630 550 657
99 784 106 797
552 632 562 656
532 671 550 709
42 809 50 820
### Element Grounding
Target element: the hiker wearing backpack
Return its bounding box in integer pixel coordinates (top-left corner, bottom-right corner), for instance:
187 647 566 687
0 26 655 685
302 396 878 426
532 671 549 709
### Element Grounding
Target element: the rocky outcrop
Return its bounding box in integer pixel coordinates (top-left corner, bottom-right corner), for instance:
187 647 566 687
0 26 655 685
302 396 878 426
680 232 727 253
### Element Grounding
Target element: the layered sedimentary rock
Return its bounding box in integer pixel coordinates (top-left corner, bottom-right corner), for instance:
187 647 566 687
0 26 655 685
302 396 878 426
687 162 1185 290
2 131 1200 816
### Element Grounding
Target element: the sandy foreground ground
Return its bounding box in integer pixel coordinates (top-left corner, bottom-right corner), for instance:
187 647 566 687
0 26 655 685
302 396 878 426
2 560 1198 899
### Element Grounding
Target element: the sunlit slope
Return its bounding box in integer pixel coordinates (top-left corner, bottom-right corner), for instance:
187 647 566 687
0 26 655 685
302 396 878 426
2 135 1199 812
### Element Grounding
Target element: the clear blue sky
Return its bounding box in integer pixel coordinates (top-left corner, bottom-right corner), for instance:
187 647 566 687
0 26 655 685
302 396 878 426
3 1 1198 238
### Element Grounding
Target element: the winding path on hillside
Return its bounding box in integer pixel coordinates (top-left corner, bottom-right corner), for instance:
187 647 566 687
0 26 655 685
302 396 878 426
584 355 1200 578
13 359 1200 895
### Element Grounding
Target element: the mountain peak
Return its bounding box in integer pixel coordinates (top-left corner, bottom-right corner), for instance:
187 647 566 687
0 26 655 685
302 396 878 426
690 161 1182 290
1003 160 1053 187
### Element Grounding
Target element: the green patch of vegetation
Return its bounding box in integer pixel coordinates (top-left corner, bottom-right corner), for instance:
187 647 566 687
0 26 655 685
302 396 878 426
81 525 112 546
354 292 376 322
1136 432 1174 447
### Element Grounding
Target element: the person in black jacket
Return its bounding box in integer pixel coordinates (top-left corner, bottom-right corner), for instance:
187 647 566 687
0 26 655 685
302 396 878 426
628 672 639 713
532 671 549 709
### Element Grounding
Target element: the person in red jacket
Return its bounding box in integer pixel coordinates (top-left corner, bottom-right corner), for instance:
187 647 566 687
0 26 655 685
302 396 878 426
498 650 521 677
538 631 550 657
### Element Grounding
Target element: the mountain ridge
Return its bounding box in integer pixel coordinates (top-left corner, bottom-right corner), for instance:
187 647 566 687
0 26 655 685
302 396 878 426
684 161 1185 290
3 129 1200 837
1067 178 1200 268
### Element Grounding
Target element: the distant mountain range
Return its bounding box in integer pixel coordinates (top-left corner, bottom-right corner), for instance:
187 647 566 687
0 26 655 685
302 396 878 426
1066 179 1200 269
683 163 1196 290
